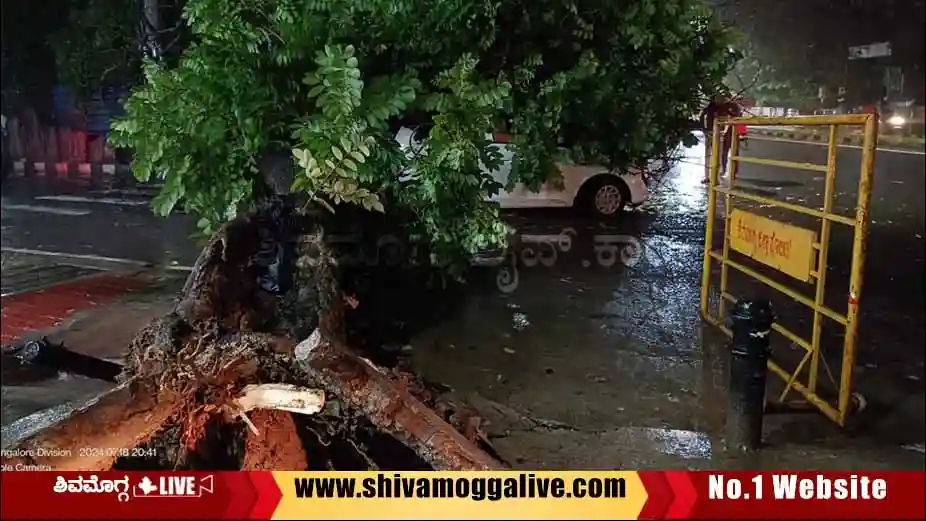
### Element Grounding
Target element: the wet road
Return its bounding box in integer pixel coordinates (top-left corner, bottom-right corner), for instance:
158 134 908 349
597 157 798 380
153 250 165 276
408 137 925 467
1 138 924 466
1 138 922 269
1 184 200 268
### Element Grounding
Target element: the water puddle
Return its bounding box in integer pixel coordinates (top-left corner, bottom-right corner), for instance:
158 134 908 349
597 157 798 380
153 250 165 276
610 426 713 460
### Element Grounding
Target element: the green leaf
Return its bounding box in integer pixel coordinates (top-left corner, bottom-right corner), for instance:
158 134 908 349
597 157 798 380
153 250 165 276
110 0 734 277
339 136 352 152
291 176 309 192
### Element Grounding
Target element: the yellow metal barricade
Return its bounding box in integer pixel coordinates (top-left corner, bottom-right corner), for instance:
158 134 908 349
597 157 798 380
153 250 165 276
699 114 878 427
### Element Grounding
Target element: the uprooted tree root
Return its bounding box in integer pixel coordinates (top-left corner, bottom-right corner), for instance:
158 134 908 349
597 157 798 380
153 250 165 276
2 201 505 472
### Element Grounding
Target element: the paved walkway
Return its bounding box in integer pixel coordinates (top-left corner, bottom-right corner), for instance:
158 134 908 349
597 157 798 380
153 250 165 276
1 272 150 345
1 266 184 442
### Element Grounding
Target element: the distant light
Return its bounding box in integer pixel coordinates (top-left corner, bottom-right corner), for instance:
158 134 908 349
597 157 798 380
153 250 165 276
888 115 906 126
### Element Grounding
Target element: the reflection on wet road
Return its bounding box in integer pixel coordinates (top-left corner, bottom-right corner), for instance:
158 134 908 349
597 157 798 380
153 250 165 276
1 137 924 467
410 137 925 468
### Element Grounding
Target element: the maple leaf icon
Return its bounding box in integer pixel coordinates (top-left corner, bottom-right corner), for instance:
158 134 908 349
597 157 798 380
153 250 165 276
137 477 158 496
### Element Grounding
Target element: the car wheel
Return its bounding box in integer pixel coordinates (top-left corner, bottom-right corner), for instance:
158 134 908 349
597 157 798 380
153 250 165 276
584 178 627 219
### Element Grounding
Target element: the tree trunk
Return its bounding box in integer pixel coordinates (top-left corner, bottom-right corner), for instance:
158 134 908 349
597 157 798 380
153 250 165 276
2 202 504 471
296 331 504 471
141 0 162 61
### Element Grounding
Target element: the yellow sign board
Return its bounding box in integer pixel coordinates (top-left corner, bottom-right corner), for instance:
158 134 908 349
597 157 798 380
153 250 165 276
728 209 818 282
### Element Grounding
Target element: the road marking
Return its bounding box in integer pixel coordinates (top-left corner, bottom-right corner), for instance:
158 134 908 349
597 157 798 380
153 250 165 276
0 247 151 266
34 195 149 207
12 161 118 175
1 204 92 216
0 247 196 271
91 188 161 198
750 135 926 156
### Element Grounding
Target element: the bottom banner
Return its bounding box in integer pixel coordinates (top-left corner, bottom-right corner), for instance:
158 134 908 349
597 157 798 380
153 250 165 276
0 470 922 519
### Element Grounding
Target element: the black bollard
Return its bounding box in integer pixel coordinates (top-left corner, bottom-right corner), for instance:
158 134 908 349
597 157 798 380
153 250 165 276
725 299 774 451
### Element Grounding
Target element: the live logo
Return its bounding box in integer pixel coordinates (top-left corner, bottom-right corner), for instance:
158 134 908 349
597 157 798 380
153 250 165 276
137 476 208 497
162 476 196 496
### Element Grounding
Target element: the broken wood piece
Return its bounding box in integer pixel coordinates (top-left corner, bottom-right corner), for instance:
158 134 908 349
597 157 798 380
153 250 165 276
295 329 505 471
236 383 325 416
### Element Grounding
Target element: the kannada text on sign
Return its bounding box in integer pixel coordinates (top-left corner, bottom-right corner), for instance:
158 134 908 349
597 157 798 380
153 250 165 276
728 209 818 282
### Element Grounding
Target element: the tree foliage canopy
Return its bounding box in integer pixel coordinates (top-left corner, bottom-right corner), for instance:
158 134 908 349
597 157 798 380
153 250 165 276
2 1 67 115
724 42 819 108
109 0 735 264
49 0 141 97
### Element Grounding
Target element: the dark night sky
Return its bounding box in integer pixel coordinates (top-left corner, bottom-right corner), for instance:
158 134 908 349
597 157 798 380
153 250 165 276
716 0 925 99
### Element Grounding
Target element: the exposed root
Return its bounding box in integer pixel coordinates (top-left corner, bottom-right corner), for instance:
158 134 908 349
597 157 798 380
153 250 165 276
3 201 503 472
182 404 219 452
296 330 506 470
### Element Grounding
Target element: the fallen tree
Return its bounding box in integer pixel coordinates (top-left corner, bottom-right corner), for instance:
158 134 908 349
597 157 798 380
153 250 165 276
108 0 736 254
3 0 736 471
1 204 504 471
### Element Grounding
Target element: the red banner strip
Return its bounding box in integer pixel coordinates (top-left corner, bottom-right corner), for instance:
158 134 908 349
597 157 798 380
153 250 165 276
639 470 926 520
0 471 281 520
1 470 922 520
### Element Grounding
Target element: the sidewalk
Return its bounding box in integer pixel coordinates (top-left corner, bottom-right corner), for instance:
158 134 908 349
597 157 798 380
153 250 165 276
1 265 184 440
1 268 179 348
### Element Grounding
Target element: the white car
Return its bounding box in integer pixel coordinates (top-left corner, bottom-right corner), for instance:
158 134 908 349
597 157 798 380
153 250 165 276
396 127 655 219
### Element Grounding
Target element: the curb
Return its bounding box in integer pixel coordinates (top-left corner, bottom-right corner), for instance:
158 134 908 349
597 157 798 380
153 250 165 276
9 160 132 188
749 130 925 152
1 247 155 272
